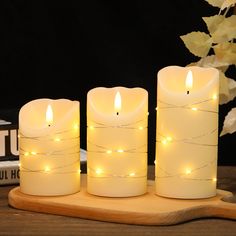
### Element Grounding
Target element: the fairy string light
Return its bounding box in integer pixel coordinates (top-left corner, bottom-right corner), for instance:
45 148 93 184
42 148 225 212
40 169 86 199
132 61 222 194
155 156 217 181
88 117 148 129
87 119 147 179
87 99 148 178
156 94 218 183
88 167 147 179
19 127 80 175
20 159 80 174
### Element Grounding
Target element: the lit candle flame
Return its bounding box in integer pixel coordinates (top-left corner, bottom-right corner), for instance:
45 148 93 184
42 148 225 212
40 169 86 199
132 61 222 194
46 105 53 126
114 91 122 115
186 70 193 94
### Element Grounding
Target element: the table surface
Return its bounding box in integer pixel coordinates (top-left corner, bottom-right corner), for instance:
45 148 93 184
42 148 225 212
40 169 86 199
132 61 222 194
1 165 236 236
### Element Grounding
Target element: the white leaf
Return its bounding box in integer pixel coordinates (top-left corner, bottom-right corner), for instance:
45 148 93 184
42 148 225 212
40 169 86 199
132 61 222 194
221 0 236 10
211 15 236 43
219 71 230 104
220 107 236 136
228 78 236 101
203 15 224 35
213 42 236 65
204 0 225 8
219 72 236 104
195 55 230 68
180 31 212 57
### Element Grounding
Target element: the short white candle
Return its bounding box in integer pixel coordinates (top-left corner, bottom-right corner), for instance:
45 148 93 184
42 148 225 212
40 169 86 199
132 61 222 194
87 87 148 197
155 66 219 199
19 98 80 196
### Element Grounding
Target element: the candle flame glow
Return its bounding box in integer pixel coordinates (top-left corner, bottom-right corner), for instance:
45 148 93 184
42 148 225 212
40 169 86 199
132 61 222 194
46 105 53 126
114 91 122 114
186 70 193 93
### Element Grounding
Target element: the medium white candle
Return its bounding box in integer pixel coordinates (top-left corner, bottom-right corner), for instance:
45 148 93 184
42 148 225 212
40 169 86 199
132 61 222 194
19 98 80 196
87 87 148 197
155 66 219 199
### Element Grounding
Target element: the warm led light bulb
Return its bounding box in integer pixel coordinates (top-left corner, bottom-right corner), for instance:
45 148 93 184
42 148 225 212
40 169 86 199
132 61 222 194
31 151 37 155
95 168 103 175
129 172 135 177
89 126 94 130
54 137 61 142
213 177 217 182
166 136 172 142
117 149 124 153
212 94 217 100
191 107 198 111
44 166 50 173
24 152 29 156
73 123 79 130
139 126 143 130
161 139 167 145
185 168 192 175
106 150 112 154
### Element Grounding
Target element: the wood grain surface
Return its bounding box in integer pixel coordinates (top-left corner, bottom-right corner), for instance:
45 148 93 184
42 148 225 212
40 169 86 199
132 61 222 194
1 166 236 236
8 173 236 226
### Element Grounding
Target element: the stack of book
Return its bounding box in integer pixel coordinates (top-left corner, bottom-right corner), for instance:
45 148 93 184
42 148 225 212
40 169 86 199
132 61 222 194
0 119 19 185
0 118 87 185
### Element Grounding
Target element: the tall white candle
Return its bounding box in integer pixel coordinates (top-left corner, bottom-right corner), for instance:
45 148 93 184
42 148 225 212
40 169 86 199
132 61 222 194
87 87 148 197
19 98 80 196
155 66 219 199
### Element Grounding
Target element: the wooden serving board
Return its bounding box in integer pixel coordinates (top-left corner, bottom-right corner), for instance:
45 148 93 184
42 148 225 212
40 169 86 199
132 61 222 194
8 174 236 225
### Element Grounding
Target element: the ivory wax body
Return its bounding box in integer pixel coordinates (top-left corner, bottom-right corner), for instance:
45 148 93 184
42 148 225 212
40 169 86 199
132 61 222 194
19 98 80 196
87 87 148 197
155 66 219 199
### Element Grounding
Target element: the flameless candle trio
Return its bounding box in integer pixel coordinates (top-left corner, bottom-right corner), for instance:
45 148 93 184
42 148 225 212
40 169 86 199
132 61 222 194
18 65 219 200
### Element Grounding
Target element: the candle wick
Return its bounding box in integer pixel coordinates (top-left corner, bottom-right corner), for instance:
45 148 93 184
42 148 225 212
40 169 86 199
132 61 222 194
187 91 189 95
48 124 51 127
116 112 119 116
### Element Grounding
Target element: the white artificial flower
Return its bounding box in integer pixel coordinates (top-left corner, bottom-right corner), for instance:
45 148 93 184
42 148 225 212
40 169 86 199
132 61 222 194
220 107 236 136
